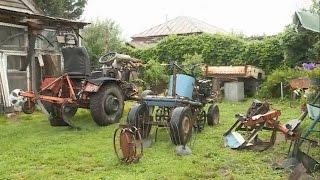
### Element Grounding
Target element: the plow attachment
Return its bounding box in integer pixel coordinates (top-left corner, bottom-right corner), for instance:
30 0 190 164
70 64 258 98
224 110 299 151
19 74 80 127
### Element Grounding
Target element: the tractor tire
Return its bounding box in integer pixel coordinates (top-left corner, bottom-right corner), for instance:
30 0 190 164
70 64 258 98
127 103 151 139
169 106 193 145
48 105 69 126
207 104 220 126
90 83 124 126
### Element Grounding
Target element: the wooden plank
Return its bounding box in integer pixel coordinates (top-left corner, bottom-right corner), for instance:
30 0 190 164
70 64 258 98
20 0 39 13
0 1 29 10
5 0 23 4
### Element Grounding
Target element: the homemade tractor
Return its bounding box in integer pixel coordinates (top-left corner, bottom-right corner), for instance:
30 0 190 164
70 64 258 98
126 61 220 148
224 100 299 151
19 39 140 127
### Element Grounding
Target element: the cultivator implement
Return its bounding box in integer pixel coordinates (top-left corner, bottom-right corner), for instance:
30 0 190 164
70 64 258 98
126 61 220 155
224 100 299 151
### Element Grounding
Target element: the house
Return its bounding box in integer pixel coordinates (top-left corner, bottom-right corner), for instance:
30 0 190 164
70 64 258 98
128 16 226 48
0 0 88 114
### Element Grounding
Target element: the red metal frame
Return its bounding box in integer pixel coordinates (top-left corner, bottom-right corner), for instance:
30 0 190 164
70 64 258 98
20 74 78 105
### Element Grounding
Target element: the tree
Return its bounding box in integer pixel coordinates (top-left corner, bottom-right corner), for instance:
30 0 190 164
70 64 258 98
34 0 87 20
310 0 320 13
81 19 123 67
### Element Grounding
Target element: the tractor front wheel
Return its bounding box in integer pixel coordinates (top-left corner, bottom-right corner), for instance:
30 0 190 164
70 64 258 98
169 106 193 145
90 83 124 126
207 104 220 126
127 103 152 139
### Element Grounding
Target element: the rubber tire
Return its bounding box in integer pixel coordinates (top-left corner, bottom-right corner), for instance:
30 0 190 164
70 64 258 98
169 106 193 145
207 104 220 126
90 83 124 126
127 104 151 139
48 105 69 126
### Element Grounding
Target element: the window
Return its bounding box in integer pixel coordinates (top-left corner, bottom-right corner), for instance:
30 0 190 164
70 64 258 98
36 30 60 52
0 25 27 51
7 56 27 71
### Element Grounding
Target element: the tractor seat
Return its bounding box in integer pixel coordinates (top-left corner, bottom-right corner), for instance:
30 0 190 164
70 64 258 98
62 47 91 78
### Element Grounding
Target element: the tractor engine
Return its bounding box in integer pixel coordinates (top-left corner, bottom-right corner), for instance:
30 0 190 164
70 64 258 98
197 79 212 102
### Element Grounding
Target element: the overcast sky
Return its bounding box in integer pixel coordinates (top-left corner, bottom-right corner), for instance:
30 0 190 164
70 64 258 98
82 0 313 40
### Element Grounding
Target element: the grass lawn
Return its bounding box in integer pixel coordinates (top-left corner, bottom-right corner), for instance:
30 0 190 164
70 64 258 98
0 99 319 179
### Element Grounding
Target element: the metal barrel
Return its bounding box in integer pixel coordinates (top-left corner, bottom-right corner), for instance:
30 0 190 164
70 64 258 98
168 74 195 99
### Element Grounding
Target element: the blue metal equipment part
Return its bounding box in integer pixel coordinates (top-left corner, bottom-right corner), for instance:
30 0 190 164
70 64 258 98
142 96 202 107
168 74 195 99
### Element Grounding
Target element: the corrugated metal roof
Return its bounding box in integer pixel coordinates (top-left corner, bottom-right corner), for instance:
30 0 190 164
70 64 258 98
0 0 40 14
132 16 226 38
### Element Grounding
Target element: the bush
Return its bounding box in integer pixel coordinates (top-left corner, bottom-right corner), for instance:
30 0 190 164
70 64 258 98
257 68 307 98
141 60 168 90
182 53 204 78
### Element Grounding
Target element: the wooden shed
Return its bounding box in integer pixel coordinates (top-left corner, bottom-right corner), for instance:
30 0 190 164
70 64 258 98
203 65 265 97
0 0 88 113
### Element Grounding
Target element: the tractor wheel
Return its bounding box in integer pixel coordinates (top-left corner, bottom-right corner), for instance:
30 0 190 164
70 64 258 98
22 100 36 114
207 104 220 126
127 104 151 139
48 105 69 126
169 106 193 145
90 83 124 126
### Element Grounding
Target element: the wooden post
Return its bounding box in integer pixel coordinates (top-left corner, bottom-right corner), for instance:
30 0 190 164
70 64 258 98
280 82 284 100
26 29 38 91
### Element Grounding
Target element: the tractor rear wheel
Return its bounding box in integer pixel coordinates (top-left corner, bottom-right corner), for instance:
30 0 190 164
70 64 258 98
127 103 151 139
207 104 220 126
90 83 124 126
169 106 193 145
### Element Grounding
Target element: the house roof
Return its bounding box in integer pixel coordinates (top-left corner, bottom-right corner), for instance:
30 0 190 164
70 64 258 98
132 16 226 38
293 11 320 33
0 0 41 14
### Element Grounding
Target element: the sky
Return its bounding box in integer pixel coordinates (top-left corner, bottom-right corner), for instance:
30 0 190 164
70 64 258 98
82 0 314 40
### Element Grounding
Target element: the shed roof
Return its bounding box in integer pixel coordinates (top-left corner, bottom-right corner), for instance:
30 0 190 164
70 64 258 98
132 16 226 38
0 8 89 30
0 0 41 14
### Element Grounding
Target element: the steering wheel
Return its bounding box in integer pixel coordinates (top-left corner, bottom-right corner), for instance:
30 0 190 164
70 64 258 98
98 52 118 64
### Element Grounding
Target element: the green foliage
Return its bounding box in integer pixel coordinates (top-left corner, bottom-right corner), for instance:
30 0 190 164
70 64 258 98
307 67 320 79
307 40 320 61
182 53 204 78
310 0 320 13
142 60 167 88
257 68 307 98
280 27 320 66
82 19 122 67
34 0 87 20
122 34 284 74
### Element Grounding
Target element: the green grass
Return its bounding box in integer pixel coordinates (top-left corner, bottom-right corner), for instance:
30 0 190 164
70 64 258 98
0 99 319 179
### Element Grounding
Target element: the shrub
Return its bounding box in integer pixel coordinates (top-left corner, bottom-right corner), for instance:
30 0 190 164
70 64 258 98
257 68 307 98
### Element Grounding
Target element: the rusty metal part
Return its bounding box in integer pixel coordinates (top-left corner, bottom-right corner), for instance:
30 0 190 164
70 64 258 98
113 125 143 163
289 78 310 89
